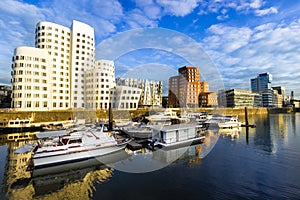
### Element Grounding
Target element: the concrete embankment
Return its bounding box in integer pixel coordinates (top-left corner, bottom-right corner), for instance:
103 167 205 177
0 107 293 123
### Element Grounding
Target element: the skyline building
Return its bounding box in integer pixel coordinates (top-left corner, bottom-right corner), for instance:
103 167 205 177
85 60 115 109
11 20 95 111
116 77 162 108
251 72 274 107
168 66 212 108
251 72 272 93
218 89 262 108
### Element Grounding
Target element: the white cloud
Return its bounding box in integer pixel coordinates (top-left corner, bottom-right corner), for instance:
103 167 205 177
202 20 300 94
124 9 159 29
198 0 278 20
255 6 278 16
0 0 50 84
204 24 252 53
157 0 201 17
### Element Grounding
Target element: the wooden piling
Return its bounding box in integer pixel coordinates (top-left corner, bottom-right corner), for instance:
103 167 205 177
244 107 249 126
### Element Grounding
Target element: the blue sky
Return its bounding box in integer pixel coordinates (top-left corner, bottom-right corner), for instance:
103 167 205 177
1 0 300 97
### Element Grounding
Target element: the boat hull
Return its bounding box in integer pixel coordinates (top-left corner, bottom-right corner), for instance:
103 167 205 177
33 143 128 169
153 136 205 150
218 122 242 128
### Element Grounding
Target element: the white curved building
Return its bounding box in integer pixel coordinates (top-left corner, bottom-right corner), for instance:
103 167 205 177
11 47 50 110
85 60 116 109
35 22 72 109
70 21 95 109
11 20 95 111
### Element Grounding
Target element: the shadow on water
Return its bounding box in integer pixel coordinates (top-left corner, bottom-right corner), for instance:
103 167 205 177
0 128 218 199
1 114 300 199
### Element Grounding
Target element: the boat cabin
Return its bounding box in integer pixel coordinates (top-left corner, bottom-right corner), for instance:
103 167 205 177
155 124 202 144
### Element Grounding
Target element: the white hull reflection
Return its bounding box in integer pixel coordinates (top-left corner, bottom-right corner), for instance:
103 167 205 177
33 150 130 177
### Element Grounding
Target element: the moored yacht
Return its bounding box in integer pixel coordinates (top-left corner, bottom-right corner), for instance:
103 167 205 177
217 115 242 128
145 109 178 124
204 115 242 129
31 125 133 169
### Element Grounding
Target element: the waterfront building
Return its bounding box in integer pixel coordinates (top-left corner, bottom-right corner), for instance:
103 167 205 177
272 86 286 107
109 86 141 110
251 72 273 107
272 89 283 108
199 92 218 107
200 82 209 93
116 78 162 108
251 72 272 93
178 66 201 108
168 76 180 108
168 66 213 108
218 89 262 108
69 21 95 109
11 47 50 110
11 20 95 111
85 60 115 109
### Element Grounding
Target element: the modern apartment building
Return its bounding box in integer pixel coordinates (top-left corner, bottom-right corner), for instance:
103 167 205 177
178 66 201 108
218 89 262 108
85 60 116 109
249 73 288 108
11 47 50 110
110 86 141 110
116 77 162 108
272 86 286 106
69 21 95 109
168 66 212 108
199 92 218 107
251 72 272 93
11 20 95 111
168 75 180 108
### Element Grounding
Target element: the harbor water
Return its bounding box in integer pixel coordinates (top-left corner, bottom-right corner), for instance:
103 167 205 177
1 113 300 199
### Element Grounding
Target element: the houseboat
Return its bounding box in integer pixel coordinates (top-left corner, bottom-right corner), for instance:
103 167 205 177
31 125 133 169
151 124 205 149
0 118 44 134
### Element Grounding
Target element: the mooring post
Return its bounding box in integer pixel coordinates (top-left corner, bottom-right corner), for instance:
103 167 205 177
108 103 113 131
244 107 249 126
245 107 249 144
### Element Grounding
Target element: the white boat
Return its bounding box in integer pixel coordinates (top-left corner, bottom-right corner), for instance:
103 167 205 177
145 109 178 124
204 115 242 128
217 115 242 128
151 124 205 149
183 112 209 124
31 125 133 169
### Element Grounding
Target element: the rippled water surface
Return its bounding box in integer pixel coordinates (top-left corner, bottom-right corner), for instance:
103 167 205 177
1 114 300 199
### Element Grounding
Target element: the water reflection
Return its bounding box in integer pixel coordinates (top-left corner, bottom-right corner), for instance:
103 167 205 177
218 127 241 140
3 114 299 199
2 129 218 198
113 129 219 173
1 134 129 199
251 114 296 154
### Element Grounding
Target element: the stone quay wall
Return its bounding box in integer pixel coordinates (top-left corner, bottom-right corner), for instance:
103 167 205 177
0 107 292 123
